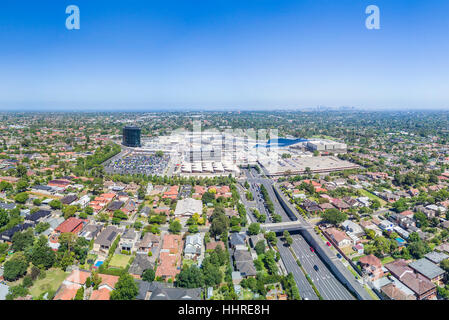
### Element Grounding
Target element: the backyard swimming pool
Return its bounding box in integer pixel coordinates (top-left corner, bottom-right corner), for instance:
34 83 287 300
94 261 104 268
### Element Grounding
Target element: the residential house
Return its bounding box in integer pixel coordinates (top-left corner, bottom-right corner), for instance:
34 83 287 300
424 251 449 264
155 234 183 281
325 227 352 247
229 233 246 249
136 281 202 300
359 254 384 281
129 253 155 279
409 258 446 286
342 220 364 237
54 217 85 235
385 259 436 300
184 233 203 260
137 232 160 254
119 228 140 253
79 223 104 241
61 194 78 205
93 226 120 254
233 248 256 278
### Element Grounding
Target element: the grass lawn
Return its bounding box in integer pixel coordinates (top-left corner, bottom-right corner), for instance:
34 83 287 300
182 258 196 268
242 288 254 300
346 265 360 279
359 189 387 206
381 256 395 265
341 246 355 256
352 254 365 262
364 285 380 300
109 254 132 268
29 268 69 298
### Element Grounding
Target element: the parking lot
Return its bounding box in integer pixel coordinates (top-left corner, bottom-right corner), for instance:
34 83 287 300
104 152 170 176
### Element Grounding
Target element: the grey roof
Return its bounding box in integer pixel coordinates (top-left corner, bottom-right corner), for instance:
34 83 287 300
61 194 78 205
233 248 252 263
0 202 16 210
249 234 265 247
0 283 9 300
108 201 124 211
32 185 53 191
94 226 119 246
235 261 257 277
128 253 154 276
122 228 138 240
140 206 151 215
79 223 103 240
229 233 246 247
409 258 445 279
136 281 202 300
48 217 65 230
424 251 449 264
26 209 51 222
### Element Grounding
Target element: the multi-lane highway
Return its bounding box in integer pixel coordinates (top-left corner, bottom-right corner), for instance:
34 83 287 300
239 166 359 300
242 168 290 222
290 234 355 300
276 239 319 300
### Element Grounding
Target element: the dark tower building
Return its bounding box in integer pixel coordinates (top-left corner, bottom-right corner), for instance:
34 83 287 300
122 126 141 147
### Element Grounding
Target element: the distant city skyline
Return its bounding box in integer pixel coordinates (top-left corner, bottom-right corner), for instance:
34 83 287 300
0 0 448 111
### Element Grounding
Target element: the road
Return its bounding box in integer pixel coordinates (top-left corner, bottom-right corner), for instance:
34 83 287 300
290 234 355 300
241 169 272 223
276 239 318 300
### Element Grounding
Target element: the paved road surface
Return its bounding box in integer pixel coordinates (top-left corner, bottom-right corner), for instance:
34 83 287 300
276 238 318 300
290 234 355 300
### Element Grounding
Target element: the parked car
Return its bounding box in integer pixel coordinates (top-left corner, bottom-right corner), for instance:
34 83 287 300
310 247 315 253
336 253 342 259
313 265 319 271
326 242 331 247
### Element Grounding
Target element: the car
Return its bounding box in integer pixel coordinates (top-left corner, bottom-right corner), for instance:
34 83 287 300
310 247 315 253
336 253 342 259
326 242 331 247
313 265 319 271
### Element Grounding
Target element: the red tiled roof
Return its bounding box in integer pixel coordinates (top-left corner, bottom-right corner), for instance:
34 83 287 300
55 217 85 234
359 254 382 268
90 288 111 300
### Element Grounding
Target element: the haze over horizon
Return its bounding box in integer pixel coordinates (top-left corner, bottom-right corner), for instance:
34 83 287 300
0 0 448 111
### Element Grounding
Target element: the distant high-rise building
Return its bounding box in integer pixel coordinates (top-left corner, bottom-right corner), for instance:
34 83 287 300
122 126 141 147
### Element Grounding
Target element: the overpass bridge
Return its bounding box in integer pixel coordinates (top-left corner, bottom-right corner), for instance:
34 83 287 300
261 221 310 233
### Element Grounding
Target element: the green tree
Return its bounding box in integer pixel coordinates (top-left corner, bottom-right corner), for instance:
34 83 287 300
49 200 62 210
176 265 204 288
11 228 34 252
169 220 182 234
74 286 84 300
14 192 29 204
322 208 347 226
142 268 155 282
254 240 266 255
0 209 9 228
3 252 29 281
16 165 27 178
110 274 139 300
30 235 56 269
248 223 261 235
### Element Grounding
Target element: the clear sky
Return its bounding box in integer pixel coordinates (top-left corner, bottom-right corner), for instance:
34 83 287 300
0 0 448 111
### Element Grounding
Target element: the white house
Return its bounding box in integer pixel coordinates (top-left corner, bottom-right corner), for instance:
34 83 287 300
184 233 203 259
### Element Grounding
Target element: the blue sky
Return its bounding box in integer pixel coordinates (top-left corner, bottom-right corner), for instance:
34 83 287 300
0 0 448 111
